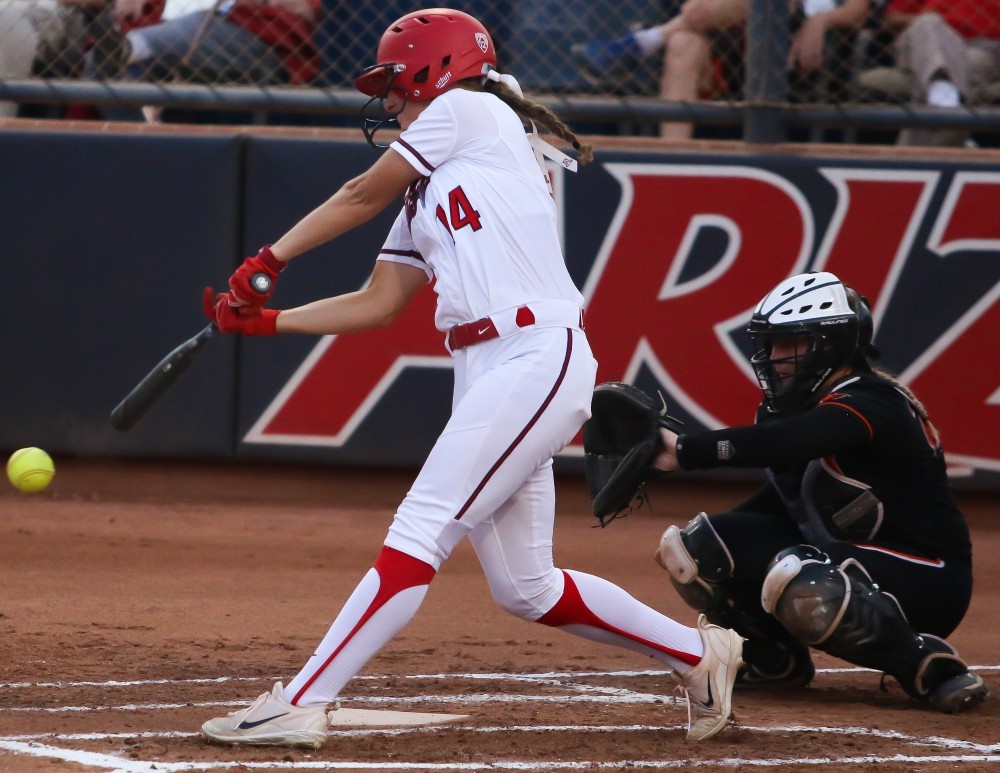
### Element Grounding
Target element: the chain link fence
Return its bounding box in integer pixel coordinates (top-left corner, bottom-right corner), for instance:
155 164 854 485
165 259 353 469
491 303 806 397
1 0 998 143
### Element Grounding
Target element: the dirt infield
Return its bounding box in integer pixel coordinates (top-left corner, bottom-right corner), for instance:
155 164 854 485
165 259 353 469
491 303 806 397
1 459 997 771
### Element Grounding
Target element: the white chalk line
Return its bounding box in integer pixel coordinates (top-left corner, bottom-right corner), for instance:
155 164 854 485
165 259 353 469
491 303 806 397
4 664 998 691
8 663 1000 715
0 691 679 714
1 675 267 690
2 724 997 753
2 670 677 714
0 739 997 772
0 671 663 690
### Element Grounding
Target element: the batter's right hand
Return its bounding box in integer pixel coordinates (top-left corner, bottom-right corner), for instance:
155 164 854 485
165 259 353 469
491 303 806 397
203 287 279 336
228 245 285 310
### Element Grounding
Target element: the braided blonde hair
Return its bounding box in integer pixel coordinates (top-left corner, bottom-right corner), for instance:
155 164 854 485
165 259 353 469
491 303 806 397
871 367 930 420
839 293 930 420
459 79 594 165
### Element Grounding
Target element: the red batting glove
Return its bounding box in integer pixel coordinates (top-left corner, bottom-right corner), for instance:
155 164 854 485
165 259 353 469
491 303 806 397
203 287 279 336
228 245 285 310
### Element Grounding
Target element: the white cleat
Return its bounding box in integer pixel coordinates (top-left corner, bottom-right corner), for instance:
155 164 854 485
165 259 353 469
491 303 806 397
202 682 329 749
675 614 745 741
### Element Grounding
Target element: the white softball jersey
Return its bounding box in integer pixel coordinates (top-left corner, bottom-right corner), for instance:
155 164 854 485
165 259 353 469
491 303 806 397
377 88 584 332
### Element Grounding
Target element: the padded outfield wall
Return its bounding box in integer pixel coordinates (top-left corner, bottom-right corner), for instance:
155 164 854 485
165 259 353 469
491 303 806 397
2 122 998 488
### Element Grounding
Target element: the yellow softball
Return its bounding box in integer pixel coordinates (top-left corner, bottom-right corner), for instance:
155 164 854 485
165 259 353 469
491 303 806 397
6 447 55 493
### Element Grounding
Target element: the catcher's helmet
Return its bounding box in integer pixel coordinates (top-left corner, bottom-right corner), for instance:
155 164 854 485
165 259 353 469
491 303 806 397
354 8 497 102
746 272 876 414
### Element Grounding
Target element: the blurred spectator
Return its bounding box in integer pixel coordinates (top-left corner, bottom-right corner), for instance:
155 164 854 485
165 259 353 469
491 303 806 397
83 0 319 119
572 0 877 140
0 0 113 117
859 0 1000 146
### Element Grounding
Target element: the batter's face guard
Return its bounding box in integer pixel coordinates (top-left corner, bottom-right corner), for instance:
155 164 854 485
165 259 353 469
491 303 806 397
360 84 408 149
354 8 497 104
746 271 863 414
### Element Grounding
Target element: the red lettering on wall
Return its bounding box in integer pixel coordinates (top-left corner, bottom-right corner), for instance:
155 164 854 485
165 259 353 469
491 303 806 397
904 286 999 467
245 286 446 444
581 165 813 428
244 166 999 474
904 173 1000 469
928 172 1000 255
816 170 938 317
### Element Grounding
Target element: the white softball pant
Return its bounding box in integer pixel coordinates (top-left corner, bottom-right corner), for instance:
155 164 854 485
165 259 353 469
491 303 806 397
285 326 704 706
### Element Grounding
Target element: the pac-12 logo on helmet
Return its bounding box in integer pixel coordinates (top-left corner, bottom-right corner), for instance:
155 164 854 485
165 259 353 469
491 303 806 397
475 32 490 53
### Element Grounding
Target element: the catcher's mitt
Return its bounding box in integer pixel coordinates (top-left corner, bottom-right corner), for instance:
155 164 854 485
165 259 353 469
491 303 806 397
583 382 685 526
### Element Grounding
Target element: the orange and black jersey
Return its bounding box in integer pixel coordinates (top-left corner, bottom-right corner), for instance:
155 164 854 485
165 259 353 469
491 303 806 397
675 370 972 563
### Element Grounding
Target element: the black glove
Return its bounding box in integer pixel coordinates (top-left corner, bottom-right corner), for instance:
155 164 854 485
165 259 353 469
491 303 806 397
583 382 685 526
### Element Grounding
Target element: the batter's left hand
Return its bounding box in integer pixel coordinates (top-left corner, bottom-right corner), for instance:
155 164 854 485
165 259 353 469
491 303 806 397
228 246 285 310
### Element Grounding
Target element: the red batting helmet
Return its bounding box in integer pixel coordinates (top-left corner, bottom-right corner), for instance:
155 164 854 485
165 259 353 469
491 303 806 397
354 8 497 102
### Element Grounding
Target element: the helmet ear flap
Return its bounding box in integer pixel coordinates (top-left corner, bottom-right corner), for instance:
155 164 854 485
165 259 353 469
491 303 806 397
845 287 880 361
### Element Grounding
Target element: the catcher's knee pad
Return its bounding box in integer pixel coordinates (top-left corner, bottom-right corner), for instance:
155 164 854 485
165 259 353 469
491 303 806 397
657 512 735 612
761 547 970 699
761 545 844 643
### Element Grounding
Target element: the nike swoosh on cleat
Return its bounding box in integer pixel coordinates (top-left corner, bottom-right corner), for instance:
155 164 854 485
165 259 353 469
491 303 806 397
237 713 289 729
699 679 714 709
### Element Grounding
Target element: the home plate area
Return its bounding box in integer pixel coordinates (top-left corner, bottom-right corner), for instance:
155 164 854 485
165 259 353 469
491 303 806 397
328 706 469 727
1 667 998 771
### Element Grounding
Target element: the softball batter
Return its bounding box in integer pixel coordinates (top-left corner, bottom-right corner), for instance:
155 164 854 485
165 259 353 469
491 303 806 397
200 8 744 749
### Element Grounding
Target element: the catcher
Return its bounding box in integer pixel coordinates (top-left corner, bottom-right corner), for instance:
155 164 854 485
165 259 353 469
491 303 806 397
584 271 989 713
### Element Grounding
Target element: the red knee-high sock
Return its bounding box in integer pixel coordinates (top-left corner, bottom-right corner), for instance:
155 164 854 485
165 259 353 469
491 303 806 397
537 569 702 669
286 546 436 705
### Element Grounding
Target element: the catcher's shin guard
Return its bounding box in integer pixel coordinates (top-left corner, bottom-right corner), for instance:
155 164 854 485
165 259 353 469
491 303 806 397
761 546 977 703
659 514 814 688
657 513 735 612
